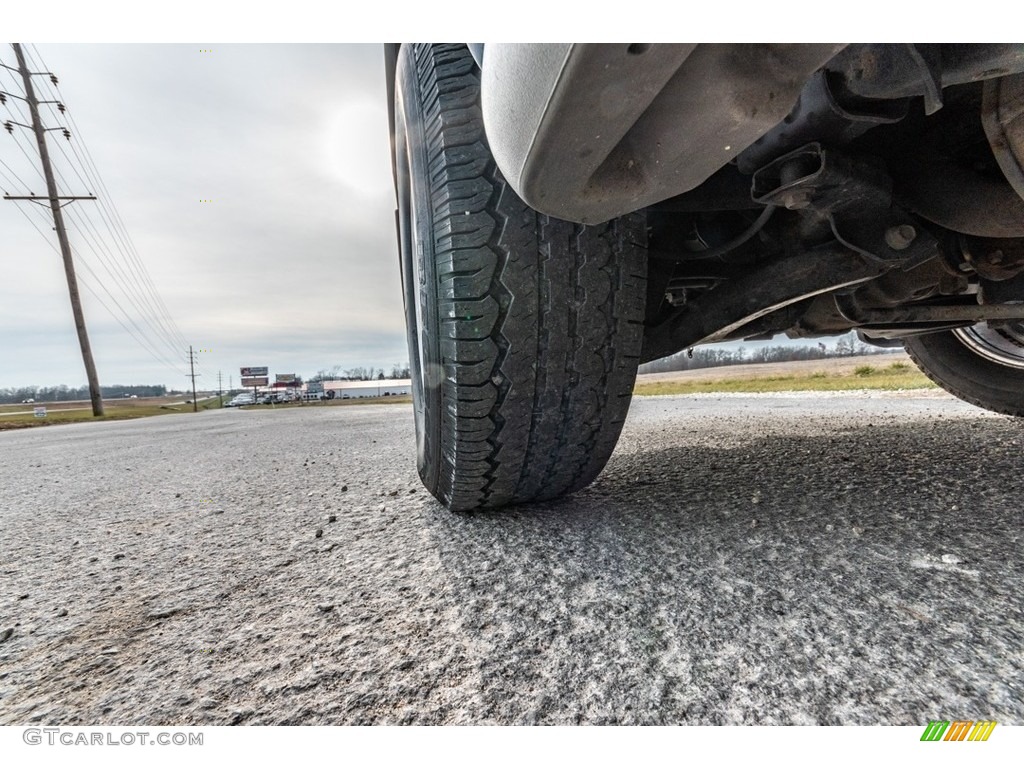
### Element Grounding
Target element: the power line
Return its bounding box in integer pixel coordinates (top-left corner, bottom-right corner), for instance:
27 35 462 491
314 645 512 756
10 197 59 250
17 205 189 379
61 201 188 359
23 199 195 380
55 124 192 354
68 232 190 371
12 200 190 378
4 126 47 184
24 46 187 345
63 178 189 354
38 116 93 193
6 43 103 416
14 46 201 386
76 272 190 378
70 137 191 353
27 45 192 354
4 45 194 390
0 156 34 193
53 128 185 342
1 74 47 186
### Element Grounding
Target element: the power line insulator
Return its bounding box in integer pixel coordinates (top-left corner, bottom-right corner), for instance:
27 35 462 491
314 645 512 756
50 74 59 86
57 102 66 113
4 121 12 134
0 93 6 105
62 128 71 140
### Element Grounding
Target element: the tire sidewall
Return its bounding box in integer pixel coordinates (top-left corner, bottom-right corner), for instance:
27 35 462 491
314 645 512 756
395 47 443 492
905 329 1024 416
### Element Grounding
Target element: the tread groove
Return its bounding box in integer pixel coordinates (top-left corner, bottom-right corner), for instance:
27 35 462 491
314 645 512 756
399 43 649 511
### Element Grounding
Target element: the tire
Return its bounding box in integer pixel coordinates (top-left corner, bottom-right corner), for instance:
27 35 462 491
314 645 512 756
904 322 1024 417
394 43 648 511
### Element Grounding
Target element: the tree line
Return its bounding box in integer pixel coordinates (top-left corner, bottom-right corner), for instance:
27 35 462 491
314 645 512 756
0 384 168 404
308 363 411 382
639 336 897 375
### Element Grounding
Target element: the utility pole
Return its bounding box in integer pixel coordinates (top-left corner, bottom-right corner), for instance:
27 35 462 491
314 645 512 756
187 346 199 412
217 371 223 407
7 44 103 416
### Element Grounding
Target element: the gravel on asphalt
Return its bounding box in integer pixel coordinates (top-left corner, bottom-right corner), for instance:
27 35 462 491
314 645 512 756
0 393 1021 725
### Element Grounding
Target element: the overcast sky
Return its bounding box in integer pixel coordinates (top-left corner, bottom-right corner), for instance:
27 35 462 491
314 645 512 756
0 44 400 390
1 16 961 391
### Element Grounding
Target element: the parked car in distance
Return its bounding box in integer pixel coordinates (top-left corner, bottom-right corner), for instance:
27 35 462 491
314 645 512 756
21 398 34 404
226 394 255 407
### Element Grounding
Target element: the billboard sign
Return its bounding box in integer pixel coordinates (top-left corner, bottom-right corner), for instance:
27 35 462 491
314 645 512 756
241 376 269 387
275 373 296 383
33 406 46 418
240 366 268 377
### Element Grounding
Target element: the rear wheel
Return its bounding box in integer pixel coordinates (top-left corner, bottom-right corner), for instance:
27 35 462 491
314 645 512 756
904 321 1024 416
395 43 648 511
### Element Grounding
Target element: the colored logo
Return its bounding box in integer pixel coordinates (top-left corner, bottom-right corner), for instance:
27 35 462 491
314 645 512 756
920 720 997 741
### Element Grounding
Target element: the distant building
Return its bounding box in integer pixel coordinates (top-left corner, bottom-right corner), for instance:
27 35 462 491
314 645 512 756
316 379 412 399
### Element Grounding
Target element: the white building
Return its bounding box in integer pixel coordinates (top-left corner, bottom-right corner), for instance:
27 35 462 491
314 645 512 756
312 379 412 400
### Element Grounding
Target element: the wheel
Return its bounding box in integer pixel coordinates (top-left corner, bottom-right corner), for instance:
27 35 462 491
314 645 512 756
394 43 648 511
904 321 1024 416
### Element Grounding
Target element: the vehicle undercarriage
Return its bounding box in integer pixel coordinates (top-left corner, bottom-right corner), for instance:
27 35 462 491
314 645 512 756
387 43 1024 510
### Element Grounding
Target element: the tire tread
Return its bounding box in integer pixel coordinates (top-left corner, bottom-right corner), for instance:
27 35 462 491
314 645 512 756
904 332 1024 417
404 43 647 510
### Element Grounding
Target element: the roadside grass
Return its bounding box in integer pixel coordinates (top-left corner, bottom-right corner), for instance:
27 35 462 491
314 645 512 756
2 362 930 426
634 362 937 396
0 398 223 430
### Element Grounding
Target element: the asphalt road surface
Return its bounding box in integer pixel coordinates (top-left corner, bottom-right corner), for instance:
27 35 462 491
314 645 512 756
1 392 1021 725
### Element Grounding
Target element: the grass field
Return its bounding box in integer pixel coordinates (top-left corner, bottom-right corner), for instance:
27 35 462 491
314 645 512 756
0 393 414 430
1 360 936 431
0 396 223 430
633 360 936 396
